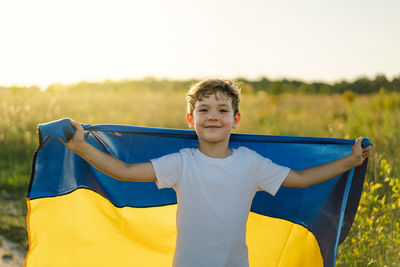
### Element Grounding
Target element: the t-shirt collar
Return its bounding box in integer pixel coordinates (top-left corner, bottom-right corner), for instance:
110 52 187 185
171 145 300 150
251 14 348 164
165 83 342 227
194 148 238 164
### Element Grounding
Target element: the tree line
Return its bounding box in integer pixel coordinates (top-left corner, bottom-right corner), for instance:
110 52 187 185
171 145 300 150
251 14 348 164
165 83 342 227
2 74 399 94
238 74 400 94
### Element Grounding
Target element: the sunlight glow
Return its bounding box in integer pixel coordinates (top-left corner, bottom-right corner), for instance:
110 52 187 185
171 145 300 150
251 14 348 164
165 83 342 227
0 0 399 88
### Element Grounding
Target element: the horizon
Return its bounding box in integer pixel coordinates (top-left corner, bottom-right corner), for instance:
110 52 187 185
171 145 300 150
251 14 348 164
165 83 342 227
2 73 398 92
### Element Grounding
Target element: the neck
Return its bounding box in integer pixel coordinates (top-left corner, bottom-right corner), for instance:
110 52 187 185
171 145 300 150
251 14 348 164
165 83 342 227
198 141 232 158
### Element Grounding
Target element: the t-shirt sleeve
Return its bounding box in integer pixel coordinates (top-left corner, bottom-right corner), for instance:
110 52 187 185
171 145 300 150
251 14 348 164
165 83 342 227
254 152 290 196
150 152 182 189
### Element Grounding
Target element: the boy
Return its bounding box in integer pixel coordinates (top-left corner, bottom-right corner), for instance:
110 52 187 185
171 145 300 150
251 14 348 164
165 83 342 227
62 78 372 267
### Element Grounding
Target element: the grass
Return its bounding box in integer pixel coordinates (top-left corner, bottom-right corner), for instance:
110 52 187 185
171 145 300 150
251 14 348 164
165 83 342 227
2 254 14 260
0 82 399 265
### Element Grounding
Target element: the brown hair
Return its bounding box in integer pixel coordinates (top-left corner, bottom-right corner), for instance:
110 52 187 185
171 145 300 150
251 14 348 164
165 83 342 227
186 79 241 115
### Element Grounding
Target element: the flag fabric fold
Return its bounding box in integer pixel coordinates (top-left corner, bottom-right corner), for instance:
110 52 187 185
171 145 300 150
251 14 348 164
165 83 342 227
26 118 370 267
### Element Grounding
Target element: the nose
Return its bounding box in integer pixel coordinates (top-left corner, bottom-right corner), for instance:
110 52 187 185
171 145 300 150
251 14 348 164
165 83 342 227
207 110 219 120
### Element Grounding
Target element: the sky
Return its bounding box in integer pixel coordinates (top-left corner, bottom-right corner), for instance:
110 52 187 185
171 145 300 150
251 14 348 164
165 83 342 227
1 0 400 88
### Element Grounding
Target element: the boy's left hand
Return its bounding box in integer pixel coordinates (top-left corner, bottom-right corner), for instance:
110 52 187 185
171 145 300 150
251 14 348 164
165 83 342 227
350 137 373 167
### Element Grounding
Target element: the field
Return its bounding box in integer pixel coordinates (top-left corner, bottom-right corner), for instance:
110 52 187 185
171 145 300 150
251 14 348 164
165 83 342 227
1 81 399 266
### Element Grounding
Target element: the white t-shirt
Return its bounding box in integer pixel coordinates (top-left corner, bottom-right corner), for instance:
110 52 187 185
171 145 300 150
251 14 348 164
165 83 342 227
150 146 290 267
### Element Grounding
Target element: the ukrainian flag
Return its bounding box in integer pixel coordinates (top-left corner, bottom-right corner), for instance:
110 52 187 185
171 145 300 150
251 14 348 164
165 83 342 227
25 119 370 267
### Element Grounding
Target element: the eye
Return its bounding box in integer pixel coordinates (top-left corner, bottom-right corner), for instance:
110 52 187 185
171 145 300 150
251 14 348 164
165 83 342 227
220 109 228 113
199 109 208 112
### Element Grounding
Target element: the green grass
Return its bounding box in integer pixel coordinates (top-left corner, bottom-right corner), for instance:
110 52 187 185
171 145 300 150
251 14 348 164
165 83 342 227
1 82 399 264
2 254 14 260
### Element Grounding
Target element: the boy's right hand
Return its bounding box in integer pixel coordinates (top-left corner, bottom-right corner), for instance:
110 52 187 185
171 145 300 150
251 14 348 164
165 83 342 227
59 119 86 153
59 119 156 182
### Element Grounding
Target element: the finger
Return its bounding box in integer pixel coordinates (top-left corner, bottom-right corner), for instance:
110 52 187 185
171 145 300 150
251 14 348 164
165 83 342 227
69 119 84 131
59 137 66 145
362 147 373 155
362 150 372 158
353 137 363 149
69 119 79 128
365 148 373 154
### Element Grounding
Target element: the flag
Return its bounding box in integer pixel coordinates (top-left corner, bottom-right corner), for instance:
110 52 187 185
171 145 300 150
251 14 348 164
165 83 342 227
26 118 370 267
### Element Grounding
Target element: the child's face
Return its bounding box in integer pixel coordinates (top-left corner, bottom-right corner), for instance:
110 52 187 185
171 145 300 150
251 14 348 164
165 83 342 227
186 92 241 145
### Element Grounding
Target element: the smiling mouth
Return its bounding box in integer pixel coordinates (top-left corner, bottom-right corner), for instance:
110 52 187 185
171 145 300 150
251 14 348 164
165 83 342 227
205 126 221 128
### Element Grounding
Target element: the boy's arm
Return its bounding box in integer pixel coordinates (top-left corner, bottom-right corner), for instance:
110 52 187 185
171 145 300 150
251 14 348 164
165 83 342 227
282 137 373 188
60 119 156 182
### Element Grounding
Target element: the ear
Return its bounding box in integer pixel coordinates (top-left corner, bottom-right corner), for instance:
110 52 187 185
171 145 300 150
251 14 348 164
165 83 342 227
232 112 241 129
186 113 195 128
